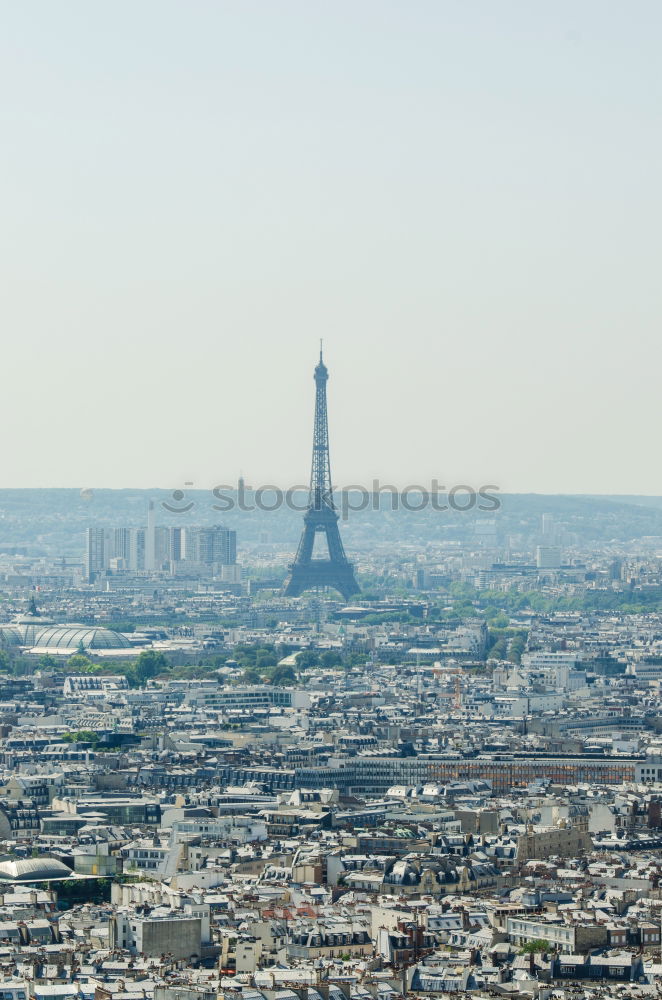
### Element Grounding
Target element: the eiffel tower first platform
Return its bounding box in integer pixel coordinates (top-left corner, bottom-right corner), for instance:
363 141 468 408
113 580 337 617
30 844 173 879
283 348 360 601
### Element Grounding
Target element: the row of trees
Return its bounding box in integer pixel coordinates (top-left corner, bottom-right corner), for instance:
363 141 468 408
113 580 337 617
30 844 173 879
486 629 527 663
448 580 662 616
236 644 349 686
55 649 170 687
0 640 371 687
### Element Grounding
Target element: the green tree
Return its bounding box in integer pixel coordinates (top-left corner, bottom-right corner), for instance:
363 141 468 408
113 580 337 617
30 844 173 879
0 650 11 673
450 582 478 602
519 940 549 954
508 636 526 664
63 729 99 745
242 668 262 685
320 651 342 668
296 650 320 670
131 649 168 685
271 665 296 686
489 639 508 660
256 652 278 671
67 653 93 670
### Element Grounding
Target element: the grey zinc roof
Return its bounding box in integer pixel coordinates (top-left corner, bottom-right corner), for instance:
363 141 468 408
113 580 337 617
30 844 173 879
0 857 73 881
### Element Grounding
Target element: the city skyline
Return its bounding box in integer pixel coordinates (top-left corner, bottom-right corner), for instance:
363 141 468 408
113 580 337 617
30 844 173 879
4 1 662 986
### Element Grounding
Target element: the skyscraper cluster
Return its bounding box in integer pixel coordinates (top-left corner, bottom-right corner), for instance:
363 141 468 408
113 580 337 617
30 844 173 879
84 520 236 582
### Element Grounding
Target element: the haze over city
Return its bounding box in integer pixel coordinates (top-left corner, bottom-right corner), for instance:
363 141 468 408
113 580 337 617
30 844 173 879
7 3 662 996
2 0 661 492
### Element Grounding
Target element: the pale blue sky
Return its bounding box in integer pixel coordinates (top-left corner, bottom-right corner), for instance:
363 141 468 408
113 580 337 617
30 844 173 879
1 1 661 493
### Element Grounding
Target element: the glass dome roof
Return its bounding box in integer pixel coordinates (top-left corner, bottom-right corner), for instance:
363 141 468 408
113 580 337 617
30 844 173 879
31 625 132 649
0 627 20 647
0 623 132 650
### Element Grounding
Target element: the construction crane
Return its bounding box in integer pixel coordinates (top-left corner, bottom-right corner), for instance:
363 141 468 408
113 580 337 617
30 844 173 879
432 663 463 710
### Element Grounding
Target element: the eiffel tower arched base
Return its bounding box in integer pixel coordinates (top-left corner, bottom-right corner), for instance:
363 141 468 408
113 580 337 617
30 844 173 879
284 558 360 601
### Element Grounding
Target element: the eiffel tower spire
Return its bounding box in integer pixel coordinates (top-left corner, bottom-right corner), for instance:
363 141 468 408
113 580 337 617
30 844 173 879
284 349 360 601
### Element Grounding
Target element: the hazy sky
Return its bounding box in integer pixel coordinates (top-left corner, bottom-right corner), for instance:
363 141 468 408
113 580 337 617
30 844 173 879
2 0 661 494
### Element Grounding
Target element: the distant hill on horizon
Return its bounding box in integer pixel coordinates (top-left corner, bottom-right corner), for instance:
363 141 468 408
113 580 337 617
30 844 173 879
1 489 662 557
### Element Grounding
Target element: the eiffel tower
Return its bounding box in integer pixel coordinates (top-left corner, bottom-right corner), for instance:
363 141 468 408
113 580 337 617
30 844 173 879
284 347 360 601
